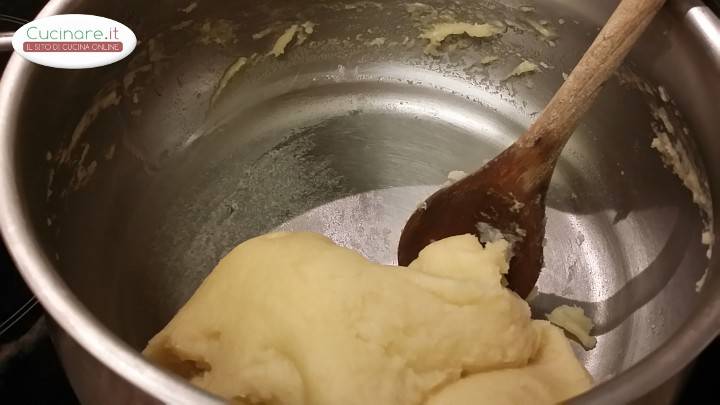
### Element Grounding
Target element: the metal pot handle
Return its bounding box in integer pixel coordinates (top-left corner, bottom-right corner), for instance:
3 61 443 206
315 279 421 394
0 32 13 52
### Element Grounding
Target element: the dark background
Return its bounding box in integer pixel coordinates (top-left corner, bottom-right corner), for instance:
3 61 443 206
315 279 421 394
0 1 716 404
1 2 83 404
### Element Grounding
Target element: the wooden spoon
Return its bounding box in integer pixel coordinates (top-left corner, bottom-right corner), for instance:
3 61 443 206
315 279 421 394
398 0 666 298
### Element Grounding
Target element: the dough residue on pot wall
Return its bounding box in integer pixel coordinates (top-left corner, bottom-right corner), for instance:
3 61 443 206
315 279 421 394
252 26 275 40
419 22 503 55
211 56 248 104
648 103 714 291
210 55 253 106
617 68 715 292
144 232 592 405
209 20 315 106
268 22 316 57
505 60 539 80
60 88 121 164
650 105 712 225
269 24 300 57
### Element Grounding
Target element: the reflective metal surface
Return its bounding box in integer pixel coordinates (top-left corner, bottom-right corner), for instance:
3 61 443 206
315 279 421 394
0 0 719 404
0 32 12 52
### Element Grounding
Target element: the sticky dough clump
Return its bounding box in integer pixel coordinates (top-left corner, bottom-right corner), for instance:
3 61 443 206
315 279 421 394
144 232 591 405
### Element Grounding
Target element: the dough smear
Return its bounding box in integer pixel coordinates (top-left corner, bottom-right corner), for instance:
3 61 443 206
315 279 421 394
144 232 591 404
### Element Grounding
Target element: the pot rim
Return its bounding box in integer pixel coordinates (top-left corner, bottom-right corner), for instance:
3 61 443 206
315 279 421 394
0 1 220 403
0 1 718 404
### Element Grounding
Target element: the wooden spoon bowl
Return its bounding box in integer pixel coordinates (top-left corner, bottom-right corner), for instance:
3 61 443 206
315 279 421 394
398 0 667 297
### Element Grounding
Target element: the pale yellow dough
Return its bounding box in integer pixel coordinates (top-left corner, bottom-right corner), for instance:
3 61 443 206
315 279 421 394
143 232 591 405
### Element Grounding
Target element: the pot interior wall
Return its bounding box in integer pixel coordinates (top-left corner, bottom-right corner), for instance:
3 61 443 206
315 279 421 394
12 0 715 394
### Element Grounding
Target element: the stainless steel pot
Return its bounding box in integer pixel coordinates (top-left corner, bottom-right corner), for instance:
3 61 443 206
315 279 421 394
1 0 719 404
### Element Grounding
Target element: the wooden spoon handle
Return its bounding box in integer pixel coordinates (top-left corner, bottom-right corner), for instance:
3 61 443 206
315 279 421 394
517 0 666 155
